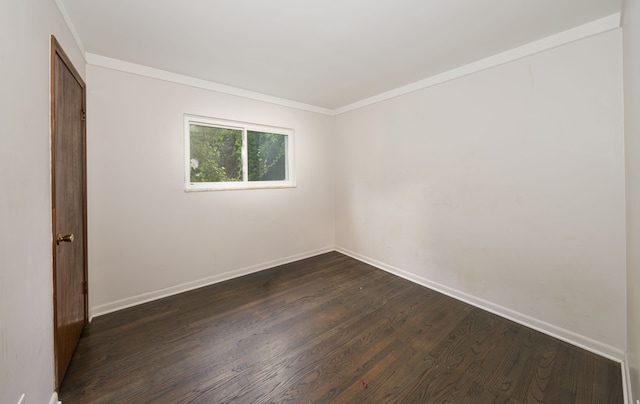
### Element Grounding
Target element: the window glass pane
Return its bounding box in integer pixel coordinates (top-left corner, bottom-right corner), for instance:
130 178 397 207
247 131 287 181
190 124 243 182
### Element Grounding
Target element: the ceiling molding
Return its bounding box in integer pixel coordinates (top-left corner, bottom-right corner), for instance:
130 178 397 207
54 0 86 56
333 12 622 115
85 13 619 117
85 54 334 115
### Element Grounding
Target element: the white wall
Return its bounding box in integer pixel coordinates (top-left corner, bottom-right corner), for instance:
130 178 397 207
335 30 626 357
0 0 85 403
86 66 335 314
0 3 628 401
623 0 640 400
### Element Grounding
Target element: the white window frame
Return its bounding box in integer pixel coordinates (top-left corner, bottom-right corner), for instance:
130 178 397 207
184 115 295 191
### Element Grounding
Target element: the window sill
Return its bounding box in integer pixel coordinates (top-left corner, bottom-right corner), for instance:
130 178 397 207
185 181 296 192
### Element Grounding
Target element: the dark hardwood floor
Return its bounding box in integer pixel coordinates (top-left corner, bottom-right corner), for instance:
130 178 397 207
59 252 623 403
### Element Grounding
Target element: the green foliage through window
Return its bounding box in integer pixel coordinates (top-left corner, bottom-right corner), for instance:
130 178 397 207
190 125 242 182
247 131 286 181
186 117 293 190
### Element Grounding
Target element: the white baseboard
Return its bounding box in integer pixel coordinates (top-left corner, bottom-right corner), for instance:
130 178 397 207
91 244 626 363
624 353 633 404
49 392 60 404
335 246 625 363
90 246 335 319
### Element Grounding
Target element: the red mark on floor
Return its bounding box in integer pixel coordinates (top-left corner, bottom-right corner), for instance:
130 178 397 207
360 378 369 389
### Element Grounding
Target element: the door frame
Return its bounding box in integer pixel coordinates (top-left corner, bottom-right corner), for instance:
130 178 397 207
50 35 88 389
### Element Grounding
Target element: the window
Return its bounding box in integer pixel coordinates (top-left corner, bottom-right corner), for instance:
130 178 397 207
185 115 295 191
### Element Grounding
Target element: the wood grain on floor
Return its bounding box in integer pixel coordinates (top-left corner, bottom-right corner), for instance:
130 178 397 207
59 252 623 403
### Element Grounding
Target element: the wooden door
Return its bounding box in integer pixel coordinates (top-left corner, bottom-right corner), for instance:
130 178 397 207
51 36 88 389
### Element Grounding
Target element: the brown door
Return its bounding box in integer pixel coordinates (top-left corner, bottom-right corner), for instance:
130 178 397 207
51 36 88 389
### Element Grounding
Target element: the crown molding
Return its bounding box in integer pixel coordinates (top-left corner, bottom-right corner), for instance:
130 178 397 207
85 13 620 116
85 53 333 115
54 0 86 56
333 13 621 115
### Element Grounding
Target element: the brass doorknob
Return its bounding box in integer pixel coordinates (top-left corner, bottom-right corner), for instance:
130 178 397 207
56 233 75 245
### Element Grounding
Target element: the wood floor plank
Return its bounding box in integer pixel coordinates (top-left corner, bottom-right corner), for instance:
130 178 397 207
393 309 506 402
59 252 623 403
471 325 531 398
304 294 447 402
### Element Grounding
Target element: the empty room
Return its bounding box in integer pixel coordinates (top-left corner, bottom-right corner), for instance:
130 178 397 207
2 0 640 403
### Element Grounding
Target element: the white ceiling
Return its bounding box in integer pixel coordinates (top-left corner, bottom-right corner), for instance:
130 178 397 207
59 0 622 110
